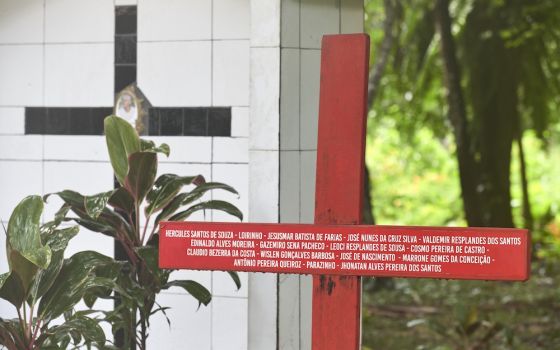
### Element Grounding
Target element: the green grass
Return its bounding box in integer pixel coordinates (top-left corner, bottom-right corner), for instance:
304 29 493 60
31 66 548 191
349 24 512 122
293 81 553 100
362 263 560 350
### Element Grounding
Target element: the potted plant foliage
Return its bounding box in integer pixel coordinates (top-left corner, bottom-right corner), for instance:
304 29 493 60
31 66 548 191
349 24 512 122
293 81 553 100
0 196 121 349
47 116 243 349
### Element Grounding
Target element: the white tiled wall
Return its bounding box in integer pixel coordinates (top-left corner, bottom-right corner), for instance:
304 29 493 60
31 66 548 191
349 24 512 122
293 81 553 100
0 107 25 134
45 0 114 43
0 45 43 106
138 0 211 41
44 43 114 106
0 0 250 349
277 1 364 349
213 40 250 106
138 41 212 106
0 0 363 348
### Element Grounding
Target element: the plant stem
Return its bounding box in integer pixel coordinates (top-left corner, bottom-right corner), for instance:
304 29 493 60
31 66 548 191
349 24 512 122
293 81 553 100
140 315 147 350
28 303 35 337
135 203 141 241
140 215 151 245
28 319 42 350
146 225 158 245
16 306 26 335
22 302 30 341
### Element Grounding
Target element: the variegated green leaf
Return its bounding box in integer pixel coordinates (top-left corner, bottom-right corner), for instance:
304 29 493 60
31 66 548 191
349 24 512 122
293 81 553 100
140 138 170 157
7 196 51 294
125 152 157 204
85 190 116 219
169 200 243 222
105 115 141 186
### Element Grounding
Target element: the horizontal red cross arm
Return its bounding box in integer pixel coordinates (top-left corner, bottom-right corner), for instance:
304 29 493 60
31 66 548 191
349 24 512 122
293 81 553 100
159 221 530 281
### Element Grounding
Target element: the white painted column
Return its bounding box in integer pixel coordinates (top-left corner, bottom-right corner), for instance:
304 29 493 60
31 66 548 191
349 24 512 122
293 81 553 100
248 1 281 350
278 1 365 349
248 1 363 349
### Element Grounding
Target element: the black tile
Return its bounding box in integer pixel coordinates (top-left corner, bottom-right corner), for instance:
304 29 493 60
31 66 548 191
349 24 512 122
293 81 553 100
208 108 231 136
148 108 161 136
115 6 137 35
183 108 208 136
69 108 92 134
115 65 136 93
46 108 70 134
160 108 184 135
115 35 137 65
25 108 47 134
91 108 113 134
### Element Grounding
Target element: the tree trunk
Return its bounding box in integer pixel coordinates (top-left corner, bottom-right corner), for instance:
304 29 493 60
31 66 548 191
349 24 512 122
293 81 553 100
434 0 484 227
364 0 398 225
464 2 517 228
518 134 533 229
367 0 397 108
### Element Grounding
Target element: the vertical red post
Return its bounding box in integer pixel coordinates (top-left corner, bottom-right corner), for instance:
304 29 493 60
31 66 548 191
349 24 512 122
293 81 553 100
312 34 370 350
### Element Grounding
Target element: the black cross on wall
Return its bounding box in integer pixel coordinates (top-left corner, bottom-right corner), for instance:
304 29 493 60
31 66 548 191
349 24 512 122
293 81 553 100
24 6 232 137
21 6 236 347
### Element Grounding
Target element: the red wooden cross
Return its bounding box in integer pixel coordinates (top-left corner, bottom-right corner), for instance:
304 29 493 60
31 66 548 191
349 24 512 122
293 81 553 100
159 34 530 350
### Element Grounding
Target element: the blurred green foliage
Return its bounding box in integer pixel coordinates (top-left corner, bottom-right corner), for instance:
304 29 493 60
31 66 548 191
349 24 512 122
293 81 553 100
363 0 560 350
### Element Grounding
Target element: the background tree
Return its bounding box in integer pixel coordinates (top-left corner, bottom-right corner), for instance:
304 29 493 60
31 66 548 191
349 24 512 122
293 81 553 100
365 0 560 229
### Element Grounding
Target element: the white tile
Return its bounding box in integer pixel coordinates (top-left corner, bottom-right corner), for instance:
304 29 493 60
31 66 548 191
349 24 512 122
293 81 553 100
212 271 248 297
211 297 248 350
280 151 299 223
213 40 250 106
300 49 320 150
299 275 313 350
43 161 114 220
0 107 25 134
280 48 300 150
0 45 43 106
0 299 18 319
0 0 44 44
250 47 280 150
0 226 18 318
281 0 300 47
147 292 212 350
213 137 248 163
168 270 212 289
231 107 249 137
144 136 212 163
249 150 278 223
139 0 211 41
0 135 42 160
44 136 109 161
116 0 137 4
0 161 43 221
279 274 300 349
299 150 316 223
45 0 114 43
213 0 250 40
250 0 281 47
65 226 115 258
138 41 211 107
45 44 113 106
300 0 340 49
157 162 212 181
0 228 7 273
248 273 277 349
211 163 248 222
341 0 364 34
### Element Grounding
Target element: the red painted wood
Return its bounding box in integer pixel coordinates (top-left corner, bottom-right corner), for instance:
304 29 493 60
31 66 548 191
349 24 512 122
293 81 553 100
159 221 530 280
312 34 370 350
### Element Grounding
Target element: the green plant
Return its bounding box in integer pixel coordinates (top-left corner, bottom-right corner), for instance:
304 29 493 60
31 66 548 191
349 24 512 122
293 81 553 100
48 116 243 349
0 196 121 349
407 303 506 350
